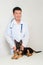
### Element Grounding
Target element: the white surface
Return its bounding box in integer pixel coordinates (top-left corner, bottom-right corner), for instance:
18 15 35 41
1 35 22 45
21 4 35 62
0 0 43 56
0 52 43 65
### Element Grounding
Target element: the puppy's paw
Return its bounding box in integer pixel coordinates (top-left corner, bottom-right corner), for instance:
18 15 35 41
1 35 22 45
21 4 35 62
11 54 19 59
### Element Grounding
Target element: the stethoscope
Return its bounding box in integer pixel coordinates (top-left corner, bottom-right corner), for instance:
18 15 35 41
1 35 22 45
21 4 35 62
10 18 25 39
10 18 23 34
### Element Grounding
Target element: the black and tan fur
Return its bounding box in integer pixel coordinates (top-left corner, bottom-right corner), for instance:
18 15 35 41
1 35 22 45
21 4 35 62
11 40 42 59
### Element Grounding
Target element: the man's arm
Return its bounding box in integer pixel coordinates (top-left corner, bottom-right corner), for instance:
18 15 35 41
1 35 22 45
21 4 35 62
5 22 16 50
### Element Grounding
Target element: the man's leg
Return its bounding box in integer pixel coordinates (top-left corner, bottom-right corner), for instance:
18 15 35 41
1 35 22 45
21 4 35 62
11 49 14 55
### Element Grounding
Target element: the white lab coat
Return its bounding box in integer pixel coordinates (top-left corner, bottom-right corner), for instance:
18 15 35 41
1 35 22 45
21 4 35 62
5 19 29 54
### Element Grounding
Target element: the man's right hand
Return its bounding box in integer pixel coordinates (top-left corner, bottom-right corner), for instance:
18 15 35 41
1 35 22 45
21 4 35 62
12 46 16 51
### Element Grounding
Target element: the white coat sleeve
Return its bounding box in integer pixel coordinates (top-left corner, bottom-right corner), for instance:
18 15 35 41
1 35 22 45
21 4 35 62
22 23 30 47
5 22 15 48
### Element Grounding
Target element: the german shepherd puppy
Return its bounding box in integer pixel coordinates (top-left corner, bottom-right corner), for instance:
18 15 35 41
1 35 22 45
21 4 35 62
11 40 42 59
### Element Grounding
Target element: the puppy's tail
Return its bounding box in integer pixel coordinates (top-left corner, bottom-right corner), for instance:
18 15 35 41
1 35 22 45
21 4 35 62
34 50 42 53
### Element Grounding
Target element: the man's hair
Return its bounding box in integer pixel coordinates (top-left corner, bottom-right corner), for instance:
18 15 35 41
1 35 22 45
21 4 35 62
13 7 22 13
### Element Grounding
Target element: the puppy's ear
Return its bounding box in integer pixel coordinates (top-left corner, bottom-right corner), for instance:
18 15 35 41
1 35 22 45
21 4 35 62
14 40 17 43
20 40 22 44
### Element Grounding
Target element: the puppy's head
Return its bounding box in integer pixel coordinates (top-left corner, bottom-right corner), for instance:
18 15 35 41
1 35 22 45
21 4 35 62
14 40 22 50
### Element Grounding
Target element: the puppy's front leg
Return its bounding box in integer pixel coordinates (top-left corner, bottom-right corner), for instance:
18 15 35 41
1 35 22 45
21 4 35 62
11 51 19 59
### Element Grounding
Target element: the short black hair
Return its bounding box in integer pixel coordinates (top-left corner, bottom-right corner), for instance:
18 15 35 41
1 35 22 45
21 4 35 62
13 7 22 13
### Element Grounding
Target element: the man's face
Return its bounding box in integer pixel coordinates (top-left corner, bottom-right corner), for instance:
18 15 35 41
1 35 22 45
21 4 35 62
13 10 22 21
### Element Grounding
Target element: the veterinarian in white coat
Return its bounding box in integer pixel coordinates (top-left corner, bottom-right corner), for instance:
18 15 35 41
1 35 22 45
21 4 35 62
5 7 29 54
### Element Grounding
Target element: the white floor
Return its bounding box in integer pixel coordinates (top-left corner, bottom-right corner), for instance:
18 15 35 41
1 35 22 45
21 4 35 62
0 52 43 65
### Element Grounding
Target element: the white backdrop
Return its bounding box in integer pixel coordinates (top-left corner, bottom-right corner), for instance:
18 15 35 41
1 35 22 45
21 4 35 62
0 0 43 56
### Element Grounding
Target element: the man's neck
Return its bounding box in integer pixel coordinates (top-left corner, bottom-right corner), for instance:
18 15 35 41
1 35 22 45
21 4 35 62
15 19 21 24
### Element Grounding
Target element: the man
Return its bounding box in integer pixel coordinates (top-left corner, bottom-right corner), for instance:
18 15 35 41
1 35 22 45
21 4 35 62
5 7 29 54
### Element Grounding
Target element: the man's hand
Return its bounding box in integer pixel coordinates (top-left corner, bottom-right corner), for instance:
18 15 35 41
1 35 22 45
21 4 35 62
12 46 16 51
